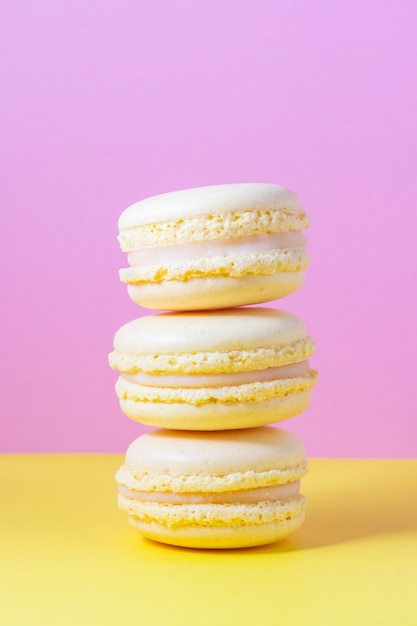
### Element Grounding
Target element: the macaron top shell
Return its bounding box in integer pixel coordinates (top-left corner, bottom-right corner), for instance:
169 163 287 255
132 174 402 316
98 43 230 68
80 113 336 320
119 183 302 230
112 308 307 355
116 427 307 493
124 427 305 475
118 183 309 252
109 308 315 378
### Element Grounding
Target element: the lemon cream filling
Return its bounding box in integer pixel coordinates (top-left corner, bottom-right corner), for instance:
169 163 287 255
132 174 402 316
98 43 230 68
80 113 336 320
118 480 300 505
127 231 306 267
120 360 309 388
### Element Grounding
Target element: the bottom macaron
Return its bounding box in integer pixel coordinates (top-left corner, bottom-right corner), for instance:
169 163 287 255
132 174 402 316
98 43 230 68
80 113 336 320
116 427 307 549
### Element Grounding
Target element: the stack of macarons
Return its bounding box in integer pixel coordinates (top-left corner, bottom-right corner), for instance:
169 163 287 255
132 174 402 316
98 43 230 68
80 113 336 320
110 183 318 549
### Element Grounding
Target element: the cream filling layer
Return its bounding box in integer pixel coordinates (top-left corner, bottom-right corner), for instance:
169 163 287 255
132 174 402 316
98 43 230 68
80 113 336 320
127 231 306 266
118 480 300 505
120 360 309 388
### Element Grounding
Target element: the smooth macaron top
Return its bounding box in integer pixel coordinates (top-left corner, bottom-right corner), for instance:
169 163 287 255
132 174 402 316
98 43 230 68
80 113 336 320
112 308 307 355
119 183 301 230
123 427 305 477
109 308 315 376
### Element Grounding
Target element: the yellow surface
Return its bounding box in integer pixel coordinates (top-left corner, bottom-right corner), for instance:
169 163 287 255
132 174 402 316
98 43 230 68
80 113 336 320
1 456 416 626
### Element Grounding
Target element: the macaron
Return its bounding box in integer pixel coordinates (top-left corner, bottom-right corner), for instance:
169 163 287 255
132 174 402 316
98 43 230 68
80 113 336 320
116 426 308 549
117 183 310 311
109 307 318 430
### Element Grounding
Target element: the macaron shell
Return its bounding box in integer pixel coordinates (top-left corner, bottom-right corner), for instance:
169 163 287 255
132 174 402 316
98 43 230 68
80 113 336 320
116 387 314 430
118 183 302 231
122 426 306 476
124 500 306 549
114 362 318 431
127 510 306 549
112 308 308 358
126 271 306 311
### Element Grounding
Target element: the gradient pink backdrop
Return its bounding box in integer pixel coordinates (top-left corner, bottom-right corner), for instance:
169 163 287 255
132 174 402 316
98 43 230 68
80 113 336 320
1 1 416 456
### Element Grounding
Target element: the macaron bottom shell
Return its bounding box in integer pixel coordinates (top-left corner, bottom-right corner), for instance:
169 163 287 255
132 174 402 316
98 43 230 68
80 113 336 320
125 502 306 550
117 388 314 430
126 271 305 311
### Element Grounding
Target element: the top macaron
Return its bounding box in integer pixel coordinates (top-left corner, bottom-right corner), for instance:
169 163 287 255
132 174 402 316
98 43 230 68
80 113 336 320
118 183 310 311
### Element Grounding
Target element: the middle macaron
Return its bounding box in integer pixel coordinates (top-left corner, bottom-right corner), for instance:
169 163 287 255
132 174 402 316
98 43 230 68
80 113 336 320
109 307 318 430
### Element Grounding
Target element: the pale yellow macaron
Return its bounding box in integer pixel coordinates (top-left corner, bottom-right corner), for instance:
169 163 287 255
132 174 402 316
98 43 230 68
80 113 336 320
118 183 310 310
116 426 308 549
109 307 318 430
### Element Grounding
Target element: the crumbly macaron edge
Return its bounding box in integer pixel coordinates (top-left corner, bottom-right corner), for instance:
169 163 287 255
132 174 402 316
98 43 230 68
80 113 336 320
109 336 315 375
115 460 308 493
127 511 306 548
118 494 306 528
115 370 318 405
119 247 309 284
118 207 309 250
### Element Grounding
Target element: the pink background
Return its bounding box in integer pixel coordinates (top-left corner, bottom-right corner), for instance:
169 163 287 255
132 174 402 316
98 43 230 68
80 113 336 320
1 1 416 456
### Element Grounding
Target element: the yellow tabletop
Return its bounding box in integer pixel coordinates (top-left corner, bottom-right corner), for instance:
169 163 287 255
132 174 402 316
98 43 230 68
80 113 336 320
1 456 416 625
